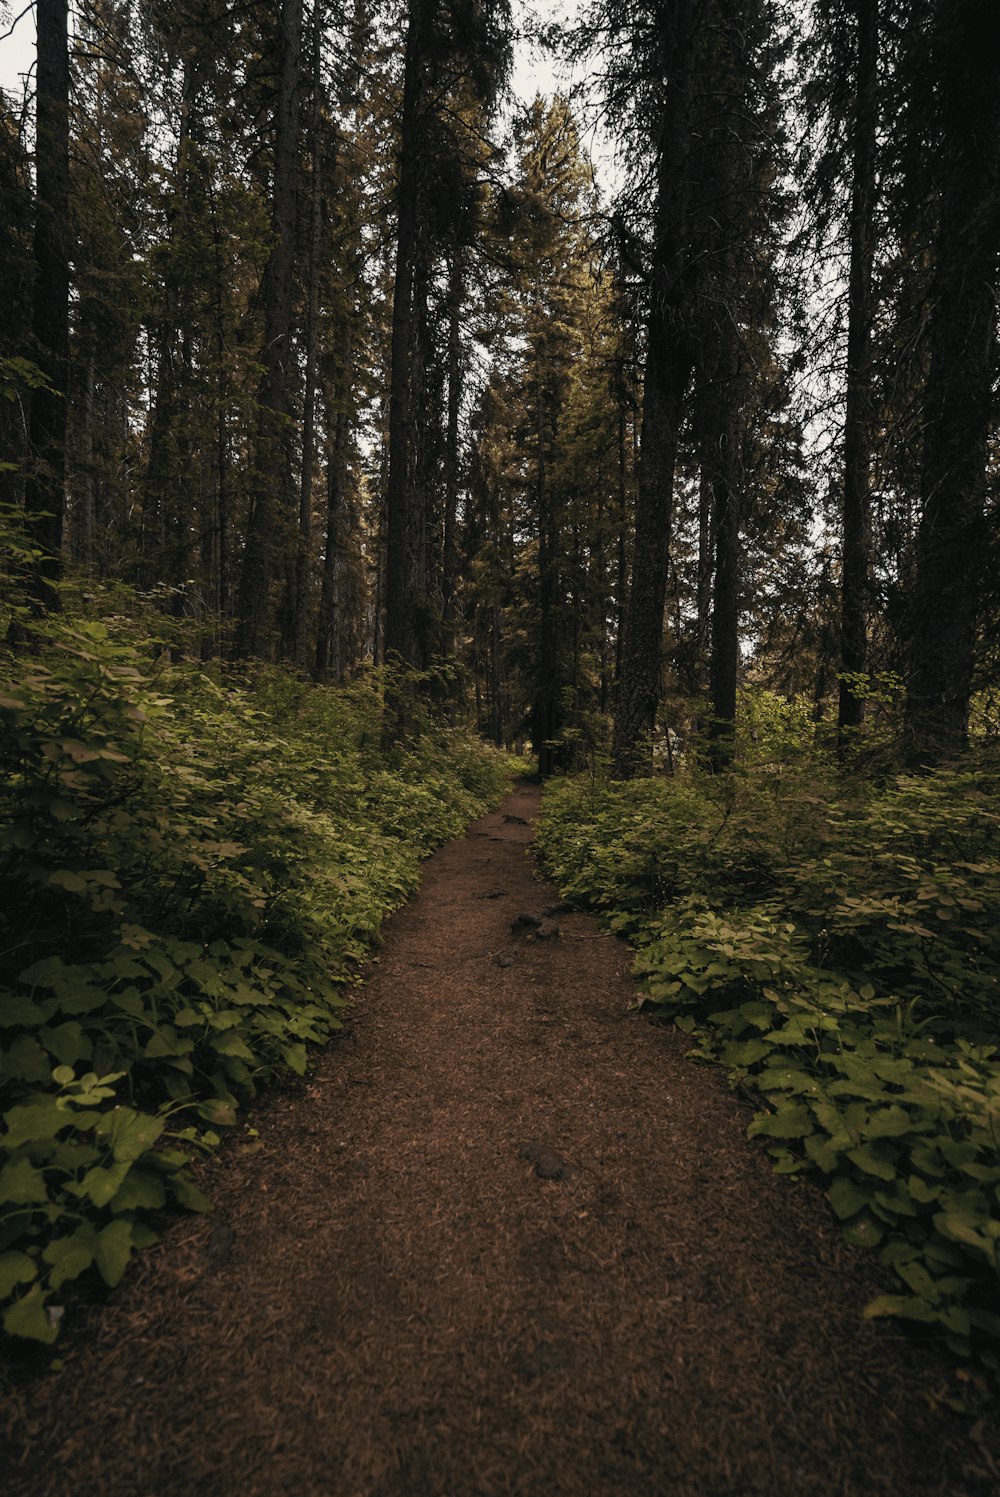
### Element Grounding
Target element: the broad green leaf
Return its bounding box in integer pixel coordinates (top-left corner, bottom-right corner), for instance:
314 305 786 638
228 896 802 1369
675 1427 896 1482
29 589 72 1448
109 1167 167 1212
720 1037 770 1068
3 1284 59 1343
71 1160 132 1208
864 1106 915 1140
934 1210 995 1260
863 1293 919 1321
95 1219 134 1287
4 1035 53 1084
747 1104 813 1141
211 1031 255 1061
18 956 67 990
98 1107 166 1163
3 1099 74 1148
41 1021 91 1067
0 1157 49 1205
280 1042 307 1075
842 1211 884 1249
0 1249 37 1297
47 870 90 894
168 1173 212 1213
829 1176 874 1220
846 1142 897 1182
43 1228 97 1289
0 994 45 1028
145 1027 191 1059
198 1099 238 1127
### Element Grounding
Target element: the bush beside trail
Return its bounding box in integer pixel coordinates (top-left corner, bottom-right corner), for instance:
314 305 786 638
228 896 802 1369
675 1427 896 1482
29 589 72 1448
536 760 1000 1396
0 594 513 1343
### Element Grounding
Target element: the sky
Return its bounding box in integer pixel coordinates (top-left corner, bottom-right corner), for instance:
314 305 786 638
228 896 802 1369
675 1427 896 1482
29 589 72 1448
0 1 35 99
1 2 571 96
0 0 616 185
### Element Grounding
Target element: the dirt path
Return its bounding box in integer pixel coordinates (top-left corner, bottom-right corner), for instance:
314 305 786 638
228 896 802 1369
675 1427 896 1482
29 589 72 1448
3 785 998 1496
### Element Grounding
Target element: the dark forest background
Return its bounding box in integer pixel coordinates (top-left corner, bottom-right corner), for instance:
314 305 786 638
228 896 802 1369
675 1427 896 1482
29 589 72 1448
3 0 998 773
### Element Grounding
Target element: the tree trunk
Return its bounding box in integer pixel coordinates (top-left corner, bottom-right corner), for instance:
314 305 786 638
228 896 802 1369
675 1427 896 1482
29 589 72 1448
905 0 1000 761
292 3 325 665
25 0 71 609
235 0 303 658
315 359 352 681
705 329 742 773
75 343 96 565
837 0 878 753
613 390 629 699
612 339 690 776
442 244 464 633
695 460 713 686
384 0 433 677
534 328 559 776
612 0 695 777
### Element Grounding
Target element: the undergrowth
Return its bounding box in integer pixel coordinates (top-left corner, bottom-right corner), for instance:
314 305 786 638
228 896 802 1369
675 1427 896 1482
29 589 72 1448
0 569 512 1343
536 758 1000 1397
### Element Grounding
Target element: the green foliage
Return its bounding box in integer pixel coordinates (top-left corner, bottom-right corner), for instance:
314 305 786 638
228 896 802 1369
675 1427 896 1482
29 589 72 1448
537 761 1000 1389
0 582 511 1341
733 685 818 766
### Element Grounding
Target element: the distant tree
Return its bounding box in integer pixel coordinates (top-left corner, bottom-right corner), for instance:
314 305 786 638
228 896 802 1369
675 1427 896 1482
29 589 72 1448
383 0 511 690
236 0 305 658
836 0 878 752
0 97 34 512
604 0 786 774
25 0 71 607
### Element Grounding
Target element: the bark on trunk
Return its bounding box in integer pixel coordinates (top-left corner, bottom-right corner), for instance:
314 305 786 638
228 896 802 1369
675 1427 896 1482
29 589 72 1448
614 391 629 698
25 0 71 608
534 324 560 778
612 0 695 777
905 1 1000 761
291 4 325 665
442 245 464 632
315 360 352 681
837 0 878 753
235 0 303 658
384 0 432 676
705 332 742 773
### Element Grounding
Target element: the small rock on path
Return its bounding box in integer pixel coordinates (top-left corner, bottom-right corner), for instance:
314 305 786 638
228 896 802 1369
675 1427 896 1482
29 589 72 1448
2 785 997 1496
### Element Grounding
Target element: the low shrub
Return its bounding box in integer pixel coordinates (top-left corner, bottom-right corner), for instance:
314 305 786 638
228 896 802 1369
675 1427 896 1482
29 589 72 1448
536 762 1000 1389
0 599 511 1341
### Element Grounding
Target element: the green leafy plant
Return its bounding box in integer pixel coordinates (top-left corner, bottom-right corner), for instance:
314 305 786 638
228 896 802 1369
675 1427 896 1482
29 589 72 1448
537 761 1000 1392
1 563 513 1341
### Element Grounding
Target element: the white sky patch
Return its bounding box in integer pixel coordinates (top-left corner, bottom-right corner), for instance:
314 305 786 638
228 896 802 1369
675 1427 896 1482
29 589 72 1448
0 1 36 99
511 0 620 196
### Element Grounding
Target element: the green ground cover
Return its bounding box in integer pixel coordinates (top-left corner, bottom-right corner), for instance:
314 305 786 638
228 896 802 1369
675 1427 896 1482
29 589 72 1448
0 586 512 1343
536 751 1000 1393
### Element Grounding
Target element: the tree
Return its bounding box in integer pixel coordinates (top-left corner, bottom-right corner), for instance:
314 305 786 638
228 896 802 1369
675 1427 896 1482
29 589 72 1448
904 0 1000 760
235 0 304 659
25 0 71 607
0 93 34 513
383 0 511 692
611 0 697 777
836 0 878 752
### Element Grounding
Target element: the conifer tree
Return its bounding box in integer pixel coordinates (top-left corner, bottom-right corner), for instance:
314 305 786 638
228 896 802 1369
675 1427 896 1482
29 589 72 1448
904 0 1000 759
235 0 305 658
383 0 511 687
25 0 71 606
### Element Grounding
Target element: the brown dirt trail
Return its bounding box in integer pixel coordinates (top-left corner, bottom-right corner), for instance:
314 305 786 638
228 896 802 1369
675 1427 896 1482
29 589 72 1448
3 785 998 1496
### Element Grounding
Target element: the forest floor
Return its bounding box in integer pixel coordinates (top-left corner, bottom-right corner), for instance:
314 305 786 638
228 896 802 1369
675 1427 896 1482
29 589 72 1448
3 783 999 1496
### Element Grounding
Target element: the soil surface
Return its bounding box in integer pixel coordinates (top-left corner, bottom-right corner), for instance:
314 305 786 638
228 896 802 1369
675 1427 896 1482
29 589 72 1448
3 784 999 1496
